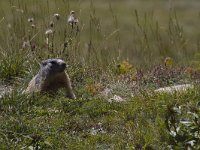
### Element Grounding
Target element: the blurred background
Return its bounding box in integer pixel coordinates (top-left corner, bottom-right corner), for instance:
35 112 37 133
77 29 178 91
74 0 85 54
0 0 200 68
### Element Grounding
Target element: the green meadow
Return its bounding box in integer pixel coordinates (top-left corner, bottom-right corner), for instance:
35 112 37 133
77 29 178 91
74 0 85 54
0 0 200 149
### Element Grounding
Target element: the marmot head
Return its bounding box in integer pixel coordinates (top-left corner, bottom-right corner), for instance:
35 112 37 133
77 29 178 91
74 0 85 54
40 59 67 76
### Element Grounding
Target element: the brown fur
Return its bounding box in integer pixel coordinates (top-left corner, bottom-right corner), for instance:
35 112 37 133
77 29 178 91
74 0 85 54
24 59 76 99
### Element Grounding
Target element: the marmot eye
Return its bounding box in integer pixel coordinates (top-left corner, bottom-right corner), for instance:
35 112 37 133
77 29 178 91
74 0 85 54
50 61 57 64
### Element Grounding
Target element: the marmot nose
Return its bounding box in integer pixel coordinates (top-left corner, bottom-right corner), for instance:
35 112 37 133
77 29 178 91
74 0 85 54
61 62 66 68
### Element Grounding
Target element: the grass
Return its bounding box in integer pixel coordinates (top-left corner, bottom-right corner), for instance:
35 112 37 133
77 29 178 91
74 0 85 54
0 0 200 149
0 89 199 149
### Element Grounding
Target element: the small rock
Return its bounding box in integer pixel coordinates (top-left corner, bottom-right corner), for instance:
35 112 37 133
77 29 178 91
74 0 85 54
0 84 13 98
100 88 112 98
154 84 194 94
108 95 125 103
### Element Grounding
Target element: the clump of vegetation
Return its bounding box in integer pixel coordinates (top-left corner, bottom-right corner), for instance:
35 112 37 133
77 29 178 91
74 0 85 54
166 101 200 149
0 53 28 81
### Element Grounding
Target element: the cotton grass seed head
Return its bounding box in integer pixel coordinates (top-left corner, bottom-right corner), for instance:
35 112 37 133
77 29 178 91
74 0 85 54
45 29 54 35
31 24 36 28
16 9 24 13
28 17 34 23
7 23 11 28
53 13 60 20
68 10 78 25
70 10 75 14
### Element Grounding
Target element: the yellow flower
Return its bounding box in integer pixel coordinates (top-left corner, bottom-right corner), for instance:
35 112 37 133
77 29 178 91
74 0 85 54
184 67 194 76
164 57 173 67
117 60 133 74
86 83 103 95
116 60 137 80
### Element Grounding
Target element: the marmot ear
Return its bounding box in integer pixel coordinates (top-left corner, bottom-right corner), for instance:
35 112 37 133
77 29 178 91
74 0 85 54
42 60 47 66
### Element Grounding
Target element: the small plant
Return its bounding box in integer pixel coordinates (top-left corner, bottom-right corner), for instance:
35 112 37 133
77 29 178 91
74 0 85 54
166 103 200 149
138 65 186 88
86 83 103 96
117 60 134 74
191 52 200 70
0 53 28 81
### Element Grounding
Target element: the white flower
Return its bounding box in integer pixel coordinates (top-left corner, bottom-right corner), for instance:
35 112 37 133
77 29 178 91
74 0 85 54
172 106 181 114
169 131 176 137
186 140 196 147
28 146 41 150
180 119 192 126
45 37 49 45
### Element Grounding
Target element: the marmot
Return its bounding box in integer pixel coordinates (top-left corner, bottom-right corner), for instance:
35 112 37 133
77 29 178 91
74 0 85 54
24 59 76 99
